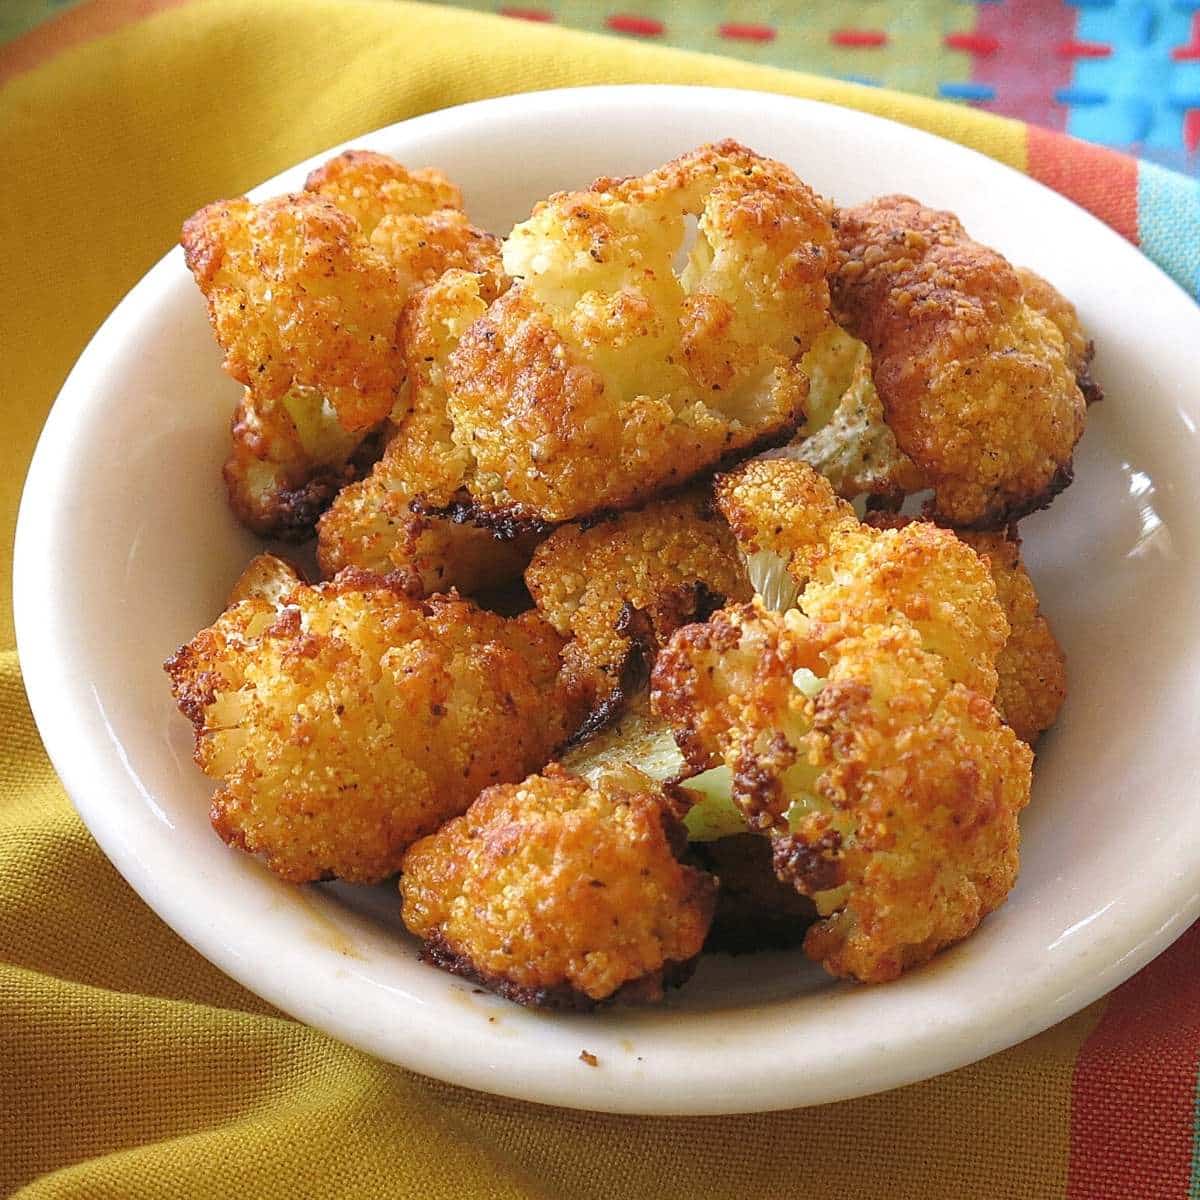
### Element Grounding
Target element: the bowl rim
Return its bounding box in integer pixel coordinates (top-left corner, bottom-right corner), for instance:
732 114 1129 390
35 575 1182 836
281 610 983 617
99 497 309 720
15 83 1200 1115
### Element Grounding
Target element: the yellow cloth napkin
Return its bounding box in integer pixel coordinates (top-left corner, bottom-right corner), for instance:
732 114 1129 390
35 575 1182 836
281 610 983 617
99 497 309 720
2 3 1099 1195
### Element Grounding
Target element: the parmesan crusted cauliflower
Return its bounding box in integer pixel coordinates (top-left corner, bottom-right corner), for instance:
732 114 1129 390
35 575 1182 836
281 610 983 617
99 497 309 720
434 140 837 529
164 569 577 885
716 458 1009 699
834 196 1088 527
316 270 532 595
181 150 503 536
400 765 717 1008
525 489 751 715
866 514 1067 743
652 601 1032 982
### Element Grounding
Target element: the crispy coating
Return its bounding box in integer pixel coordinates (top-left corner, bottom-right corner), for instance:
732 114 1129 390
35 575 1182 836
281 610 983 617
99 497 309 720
963 530 1066 743
183 151 504 537
221 385 383 537
182 192 407 434
784 324 926 500
400 765 717 1007
834 196 1087 527
1017 266 1102 407
307 150 506 295
164 570 576 885
441 140 836 527
525 490 752 710
317 270 533 594
304 150 462 234
690 833 816 954
867 513 1067 743
716 459 1008 698
652 602 1032 982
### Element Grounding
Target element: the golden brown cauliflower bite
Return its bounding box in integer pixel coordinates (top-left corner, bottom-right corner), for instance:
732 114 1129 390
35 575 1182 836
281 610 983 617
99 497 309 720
652 601 1032 983
866 513 1067 744
434 140 837 530
181 151 503 537
165 569 578 885
964 529 1067 744
833 196 1088 527
400 765 717 1008
305 150 506 294
524 489 752 719
716 458 1009 699
316 270 533 595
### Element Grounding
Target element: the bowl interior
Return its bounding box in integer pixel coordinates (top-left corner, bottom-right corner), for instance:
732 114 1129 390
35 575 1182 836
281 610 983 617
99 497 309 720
16 86 1200 1115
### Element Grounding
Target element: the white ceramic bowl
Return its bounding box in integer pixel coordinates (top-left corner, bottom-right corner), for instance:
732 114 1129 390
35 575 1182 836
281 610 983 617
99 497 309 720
15 86 1200 1116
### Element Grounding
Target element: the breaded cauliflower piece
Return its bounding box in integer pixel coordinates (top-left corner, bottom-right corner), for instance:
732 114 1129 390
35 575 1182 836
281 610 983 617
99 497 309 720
306 151 506 297
182 151 504 537
834 196 1088 527
182 192 407 435
164 570 576 885
304 149 463 234
1016 266 1100 404
652 602 1032 982
716 459 1008 698
317 270 533 594
783 324 926 501
964 529 1066 743
400 765 717 1008
525 489 751 716
866 513 1067 744
439 140 837 529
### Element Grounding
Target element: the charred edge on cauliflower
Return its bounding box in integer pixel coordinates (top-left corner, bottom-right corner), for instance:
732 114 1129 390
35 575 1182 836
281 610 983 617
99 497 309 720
419 933 702 1012
421 419 806 537
940 458 1074 532
1077 349 1103 408
558 603 656 751
411 492 556 539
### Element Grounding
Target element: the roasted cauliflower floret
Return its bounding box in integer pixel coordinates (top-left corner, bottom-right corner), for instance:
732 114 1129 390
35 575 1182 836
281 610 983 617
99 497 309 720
525 490 751 715
834 196 1088 527
304 149 463 235
182 192 407 435
317 270 533 594
964 530 1066 743
784 324 926 501
652 603 1032 982
164 570 576 885
439 140 836 529
716 459 1008 698
866 513 1067 744
1016 266 1099 403
400 765 717 1008
306 150 507 297
182 151 504 537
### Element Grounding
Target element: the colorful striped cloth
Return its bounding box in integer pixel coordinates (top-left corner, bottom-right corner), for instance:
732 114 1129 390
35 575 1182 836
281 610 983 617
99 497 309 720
438 0 1200 176
1 2 1199 1197
10 0 1200 175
